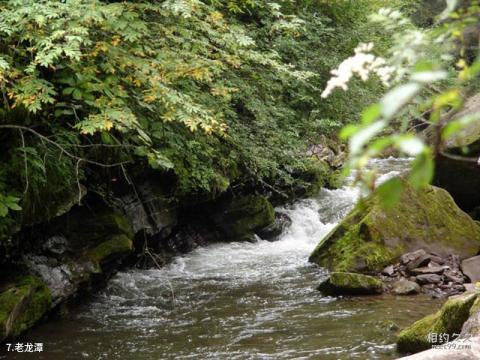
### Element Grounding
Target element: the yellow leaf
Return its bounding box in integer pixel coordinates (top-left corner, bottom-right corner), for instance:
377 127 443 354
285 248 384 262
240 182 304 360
105 120 114 130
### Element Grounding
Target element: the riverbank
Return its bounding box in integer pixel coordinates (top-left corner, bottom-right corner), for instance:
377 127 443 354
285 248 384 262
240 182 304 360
0 138 345 344
0 158 443 360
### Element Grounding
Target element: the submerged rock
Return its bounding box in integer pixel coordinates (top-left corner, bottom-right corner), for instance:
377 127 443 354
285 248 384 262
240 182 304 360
397 291 479 353
211 195 275 241
257 212 292 241
318 272 383 296
309 179 480 273
393 280 421 295
0 276 51 342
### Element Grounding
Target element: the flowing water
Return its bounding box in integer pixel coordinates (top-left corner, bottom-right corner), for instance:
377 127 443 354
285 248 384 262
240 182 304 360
3 158 441 360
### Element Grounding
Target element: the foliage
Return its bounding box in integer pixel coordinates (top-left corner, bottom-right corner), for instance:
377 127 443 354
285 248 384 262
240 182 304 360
0 0 408 240
323 0 480 201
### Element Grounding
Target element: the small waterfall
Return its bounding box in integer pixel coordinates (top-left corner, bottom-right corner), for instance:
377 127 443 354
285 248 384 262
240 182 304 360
14 157 437 360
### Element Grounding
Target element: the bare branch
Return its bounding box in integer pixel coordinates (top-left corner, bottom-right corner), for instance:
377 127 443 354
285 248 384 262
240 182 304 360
18 129 29 194
439 150 480 164
0 125 132 168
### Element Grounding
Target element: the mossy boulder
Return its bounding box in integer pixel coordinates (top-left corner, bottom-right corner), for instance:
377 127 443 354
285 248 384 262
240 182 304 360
318 272 383 296
212 195 275 240
397 291 479 353
88 234 133 267
50 204 134 252
0 276 51 341
309 179 480 273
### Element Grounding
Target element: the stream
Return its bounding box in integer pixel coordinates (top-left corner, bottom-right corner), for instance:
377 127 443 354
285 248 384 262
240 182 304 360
3 158 441 360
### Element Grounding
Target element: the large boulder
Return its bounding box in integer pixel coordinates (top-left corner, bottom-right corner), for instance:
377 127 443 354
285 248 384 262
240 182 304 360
461 255 480 283
397 291 479 353
318 272 383 296
114 178 177 238
24 204 134 307
309 179 480 273
211 195 275 241
0 276 51 342
257 212 292 241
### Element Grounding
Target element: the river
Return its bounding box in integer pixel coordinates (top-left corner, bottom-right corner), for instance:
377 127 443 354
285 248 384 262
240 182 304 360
3 158 441 360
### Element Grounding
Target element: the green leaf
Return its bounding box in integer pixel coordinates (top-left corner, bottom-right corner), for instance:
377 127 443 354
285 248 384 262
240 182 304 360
349 120 386 155
381 83 421 119
7 203 21 211
411 71 447 84
340 124 359 140
396 136 425 156
409 151 434 189
0 203 8 217
361 103 381 124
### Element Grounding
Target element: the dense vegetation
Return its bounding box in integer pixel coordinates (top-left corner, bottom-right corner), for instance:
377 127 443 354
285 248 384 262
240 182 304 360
0 0 405 241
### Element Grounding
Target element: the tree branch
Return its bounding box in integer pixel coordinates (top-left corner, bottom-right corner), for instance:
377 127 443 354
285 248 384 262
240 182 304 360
0 124 132 168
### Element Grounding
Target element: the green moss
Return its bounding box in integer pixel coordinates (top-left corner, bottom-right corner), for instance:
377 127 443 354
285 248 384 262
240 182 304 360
310 220 402 272
310 179 480 272
397 292 478 353
326 170 345 189
303 159 330 197
0 276 51 341
215 195 275 239
88 234 133 265
318 272 383 295
56 207 134 248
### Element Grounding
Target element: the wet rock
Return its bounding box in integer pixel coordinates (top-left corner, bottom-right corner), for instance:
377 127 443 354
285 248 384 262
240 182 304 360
211 195 275 241
461 255 480 283
309 179 480 273
115 180 177 237
88 234 133 268
411 266 444 275
24 205 135 309
393 280 421 295
397 291 479 353
444 271 465 284
401 250 428 265
257 212 292 241
318 272 383 296
430 255 446 265
406 254 431 272
449 284 466 295
416 274 443 285
42 235 68 256
382 265 395 276
23 255 96 306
